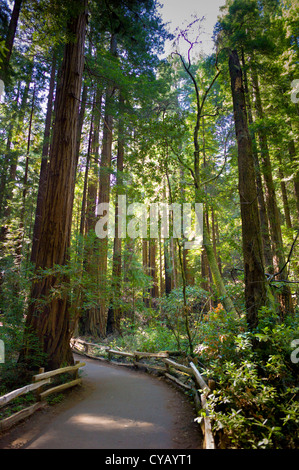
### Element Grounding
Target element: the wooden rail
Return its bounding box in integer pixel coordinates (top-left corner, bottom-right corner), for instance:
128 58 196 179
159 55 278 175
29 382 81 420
71 337 216 449
0 379 51 408
0 361 85 432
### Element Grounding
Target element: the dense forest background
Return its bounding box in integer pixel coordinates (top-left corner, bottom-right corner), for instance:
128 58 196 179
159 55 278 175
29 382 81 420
0 0 298 449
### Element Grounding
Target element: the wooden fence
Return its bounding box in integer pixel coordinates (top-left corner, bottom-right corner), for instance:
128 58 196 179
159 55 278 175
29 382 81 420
0 361 85 432
71 338 215 449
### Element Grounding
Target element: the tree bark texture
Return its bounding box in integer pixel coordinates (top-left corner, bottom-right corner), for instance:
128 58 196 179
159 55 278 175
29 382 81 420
96 34 117 336
107 93 125 335
229 50 268 329
251 69 293 316
31 52 56 264
241 51 273 270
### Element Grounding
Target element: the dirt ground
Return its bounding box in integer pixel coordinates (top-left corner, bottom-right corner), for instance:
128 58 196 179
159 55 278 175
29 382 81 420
0 354 203 450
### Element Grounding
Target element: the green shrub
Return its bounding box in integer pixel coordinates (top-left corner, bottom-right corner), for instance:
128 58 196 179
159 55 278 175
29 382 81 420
0 392 36 420
193 305 246 363
196 310 299 449
111 318 178 353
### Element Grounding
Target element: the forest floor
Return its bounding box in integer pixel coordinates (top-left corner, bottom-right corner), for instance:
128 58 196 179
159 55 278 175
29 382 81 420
0 354 202 449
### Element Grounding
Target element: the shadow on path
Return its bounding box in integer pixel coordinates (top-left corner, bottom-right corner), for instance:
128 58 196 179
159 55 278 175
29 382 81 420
0 354 202 449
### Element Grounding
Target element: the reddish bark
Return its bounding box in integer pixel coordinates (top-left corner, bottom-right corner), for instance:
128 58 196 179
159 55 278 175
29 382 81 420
20 1 87 370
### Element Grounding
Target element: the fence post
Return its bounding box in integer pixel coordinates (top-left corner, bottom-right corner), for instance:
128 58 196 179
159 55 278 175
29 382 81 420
74 361 80 380
35 367 45 401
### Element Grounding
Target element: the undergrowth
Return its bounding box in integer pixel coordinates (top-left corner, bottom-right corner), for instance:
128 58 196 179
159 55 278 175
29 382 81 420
110 300 299 449
195 306 299 449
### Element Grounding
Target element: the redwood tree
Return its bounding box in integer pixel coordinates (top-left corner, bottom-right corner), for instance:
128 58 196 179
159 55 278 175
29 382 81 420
229 49 268 329
20 0 88 370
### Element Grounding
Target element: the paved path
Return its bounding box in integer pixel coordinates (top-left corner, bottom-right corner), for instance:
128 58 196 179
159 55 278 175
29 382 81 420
0 355 202 449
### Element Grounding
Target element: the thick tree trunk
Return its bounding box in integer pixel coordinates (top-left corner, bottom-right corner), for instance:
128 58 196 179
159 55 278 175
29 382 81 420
30 53 56 264
241 51 273 270
20 0 87 370
251 70 293 316
229 50 268 329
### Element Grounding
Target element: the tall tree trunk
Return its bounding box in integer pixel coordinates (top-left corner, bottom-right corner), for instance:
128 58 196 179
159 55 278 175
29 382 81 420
81 84 102 336
0 70 32 248
251 69 293 316
164 240 172 296
143 239 150 305
79 102 94 237
162 181 172 296
20 0 87 370
159 230 164 297
19 83 36 249
75 79 88 170
170 236 177 290
242 50 273 270
229 50 269 330
149 238 158 299
107 93 125 335
96 34 117 336
31 53 56 263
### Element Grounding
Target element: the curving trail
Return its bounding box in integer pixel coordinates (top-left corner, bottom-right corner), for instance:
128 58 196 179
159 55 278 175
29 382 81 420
0 354 202 449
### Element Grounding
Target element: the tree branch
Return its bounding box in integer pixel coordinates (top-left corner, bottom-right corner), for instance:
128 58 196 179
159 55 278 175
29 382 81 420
270 230 299 281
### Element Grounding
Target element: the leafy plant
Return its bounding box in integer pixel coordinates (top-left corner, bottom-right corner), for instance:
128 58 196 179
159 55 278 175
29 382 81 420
197 312 299 449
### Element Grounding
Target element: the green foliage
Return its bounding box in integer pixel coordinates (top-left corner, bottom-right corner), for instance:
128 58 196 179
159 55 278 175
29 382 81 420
0 392 36 420
194 305 246 362
0 361 33 395
204 358 287 448
46 393 65 406
159 286 210 351
195 307 299 449
0 40 6 65
111 318 178 353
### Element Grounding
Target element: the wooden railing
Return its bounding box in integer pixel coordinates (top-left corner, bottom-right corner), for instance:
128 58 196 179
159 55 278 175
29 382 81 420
0 361 85 432
71 338 215 449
